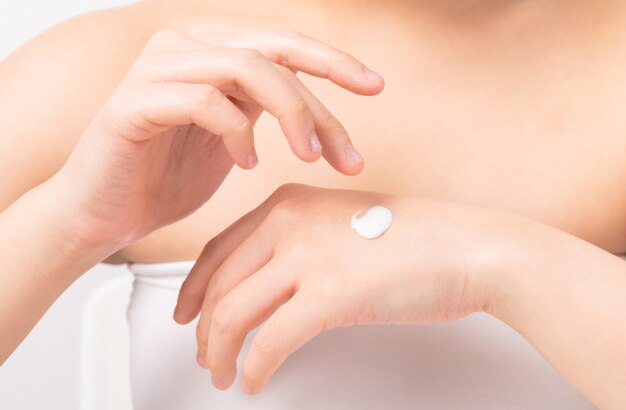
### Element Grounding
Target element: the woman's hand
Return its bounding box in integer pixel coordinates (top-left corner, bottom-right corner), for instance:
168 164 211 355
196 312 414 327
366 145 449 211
49 30 384 253
175 184 511 394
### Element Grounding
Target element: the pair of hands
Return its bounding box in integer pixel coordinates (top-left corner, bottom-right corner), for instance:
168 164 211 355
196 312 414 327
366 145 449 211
49 27 510 396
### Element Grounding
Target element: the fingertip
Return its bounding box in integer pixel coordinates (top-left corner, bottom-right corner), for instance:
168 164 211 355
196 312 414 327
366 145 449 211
241 361 265 396
321 143 365 176
292 133 323 163
240 152 259 170
173 311 193 325
212 378 232 391
360 78 386 96
364 68 384 82
279 119 324 163
344 144 364 172
173 299 201 324
304 151 324 163
212 367 237 390
369 75 386 94
350 70 385 96
328 158 364 176
173 302 185 323
173 310 190 325
241 382 260 396
297 130 323 161
196 350 209 369
230 150 259 170
173 306 184 324
342 159 365 176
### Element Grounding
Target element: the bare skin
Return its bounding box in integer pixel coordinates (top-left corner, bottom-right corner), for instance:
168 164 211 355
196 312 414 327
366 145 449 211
0 26 383 363
1 0 625 264
177 183 626 407
1 0 626 407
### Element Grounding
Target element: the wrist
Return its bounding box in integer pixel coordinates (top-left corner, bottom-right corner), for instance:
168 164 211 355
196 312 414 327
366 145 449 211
44 168 133 255
449 206 536 317
468 208 550 320
31 177 121 265
0 181 116 289
392 198 527 319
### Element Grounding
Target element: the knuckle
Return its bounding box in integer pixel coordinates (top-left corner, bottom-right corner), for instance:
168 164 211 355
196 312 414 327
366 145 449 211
231 116 252 137
242 366 262 387
121 110 151 140
191 84 221 109
104 89 129 116
199 83 221 100
205 288 223 309
206 356 222 372
212 300 235 334
272 63 294 77
270 29 304 66
272 183 307 198
275 28 301 40
281 240 311 261
105 90 152 141
202 229 226 254
201 237 216 254
268 199 302 224
336 50 358 68
196 325 208 348
254 330 279 359
236 48 265 67
320 112 345 135
146 29 181 50
286 97 310 118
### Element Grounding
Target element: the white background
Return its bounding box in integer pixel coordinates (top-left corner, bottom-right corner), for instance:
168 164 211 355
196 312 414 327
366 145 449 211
0 2 136 409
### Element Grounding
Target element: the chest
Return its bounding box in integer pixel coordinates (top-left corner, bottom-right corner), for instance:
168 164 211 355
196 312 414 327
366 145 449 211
121 6 626 261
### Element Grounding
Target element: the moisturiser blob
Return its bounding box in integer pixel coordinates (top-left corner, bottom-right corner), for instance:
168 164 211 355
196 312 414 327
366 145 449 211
351 206 393 239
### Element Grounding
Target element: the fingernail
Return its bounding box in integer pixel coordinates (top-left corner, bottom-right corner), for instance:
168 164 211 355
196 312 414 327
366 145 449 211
246 152 258 168
345 144 363 165
364 68 384 82
309 131 322 154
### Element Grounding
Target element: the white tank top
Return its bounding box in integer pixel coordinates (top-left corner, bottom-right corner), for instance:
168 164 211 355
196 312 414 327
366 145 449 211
126 261 593 410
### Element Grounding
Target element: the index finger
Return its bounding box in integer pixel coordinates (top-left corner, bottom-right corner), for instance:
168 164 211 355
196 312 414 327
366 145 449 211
194 29 386 96
174 184 315 324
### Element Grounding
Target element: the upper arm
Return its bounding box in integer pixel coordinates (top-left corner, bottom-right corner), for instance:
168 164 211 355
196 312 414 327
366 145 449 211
0 5 152 212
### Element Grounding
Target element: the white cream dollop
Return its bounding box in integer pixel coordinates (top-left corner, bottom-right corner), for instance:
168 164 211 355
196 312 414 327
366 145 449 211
351 206 393 239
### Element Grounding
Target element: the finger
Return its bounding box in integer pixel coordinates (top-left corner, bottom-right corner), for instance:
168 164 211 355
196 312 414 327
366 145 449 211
241 291 325 395
145 39 322 162
175 208 271 325
274 65 364 176
174 184 311 324
194 225 274 367
198 30 385 96
107 82 257 167
206 260 296 390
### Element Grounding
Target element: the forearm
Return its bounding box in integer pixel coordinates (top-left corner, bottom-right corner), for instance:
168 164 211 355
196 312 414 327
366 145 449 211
0 180 113 363
489 220 626 408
